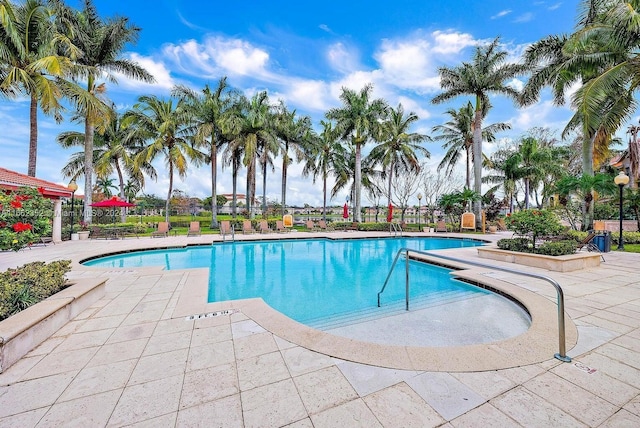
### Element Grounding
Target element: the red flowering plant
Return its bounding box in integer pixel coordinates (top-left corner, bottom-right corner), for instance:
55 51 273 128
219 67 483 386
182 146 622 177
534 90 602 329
0 187 53 251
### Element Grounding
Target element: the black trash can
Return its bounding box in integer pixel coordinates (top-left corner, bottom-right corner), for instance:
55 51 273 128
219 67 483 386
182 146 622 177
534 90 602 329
592 231 611 253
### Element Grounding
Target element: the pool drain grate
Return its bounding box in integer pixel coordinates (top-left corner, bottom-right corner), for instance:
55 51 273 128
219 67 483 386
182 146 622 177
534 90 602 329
185 309 240 321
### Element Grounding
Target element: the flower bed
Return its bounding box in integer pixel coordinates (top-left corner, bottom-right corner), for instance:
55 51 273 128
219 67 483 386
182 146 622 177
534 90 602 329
477 247 601 272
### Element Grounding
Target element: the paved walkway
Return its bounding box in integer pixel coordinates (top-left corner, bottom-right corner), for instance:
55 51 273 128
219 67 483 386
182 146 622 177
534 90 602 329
1 231 639 427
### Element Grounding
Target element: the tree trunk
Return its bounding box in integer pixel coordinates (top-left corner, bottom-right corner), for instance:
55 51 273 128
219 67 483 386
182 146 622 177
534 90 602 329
354 141 362 222
322 174 327 222
387 160 394 222
115 160 126 223
165 162 173 223
232 160 238 219
524 178 530 209
465 146 471 189
262 158 267 216
210 132 219 228
83 118 95 224
28 94 38 177
582 132 596 230
472 99 483 227
281 141 289 217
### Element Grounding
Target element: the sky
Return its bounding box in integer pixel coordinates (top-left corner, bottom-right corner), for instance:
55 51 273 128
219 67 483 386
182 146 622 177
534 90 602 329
0 0 587 207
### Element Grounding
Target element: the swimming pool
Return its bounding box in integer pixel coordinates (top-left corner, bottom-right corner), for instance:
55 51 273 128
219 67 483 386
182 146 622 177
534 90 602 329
84 237 530 334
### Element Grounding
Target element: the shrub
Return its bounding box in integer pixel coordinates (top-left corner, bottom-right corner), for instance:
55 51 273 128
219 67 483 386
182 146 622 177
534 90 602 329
0 260 71 321
506 209 564 248
0 187 53 251
497 238 533 252
535 240 577 256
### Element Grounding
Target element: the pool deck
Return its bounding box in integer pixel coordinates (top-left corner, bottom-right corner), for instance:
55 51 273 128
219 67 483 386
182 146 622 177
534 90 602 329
1 230 639 427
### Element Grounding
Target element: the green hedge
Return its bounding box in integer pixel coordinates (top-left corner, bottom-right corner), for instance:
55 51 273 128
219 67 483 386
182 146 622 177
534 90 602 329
497 238 577 256
0 260 71 321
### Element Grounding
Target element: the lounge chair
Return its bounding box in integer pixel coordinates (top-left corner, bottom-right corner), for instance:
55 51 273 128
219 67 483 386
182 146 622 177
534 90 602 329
275 220 289 233
89 226 107 239
242 220 255 234
305 220 319 231
259 220 272 234
496 218 507 231
220 220 233 237
345 222 358 232
435 220 447 232
317 220 334 231
576 231 599 252
187 221 201 237
152 221 170 238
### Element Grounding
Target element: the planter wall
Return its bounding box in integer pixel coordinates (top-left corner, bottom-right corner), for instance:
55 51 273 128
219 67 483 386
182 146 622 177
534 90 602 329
477 247 601 272
0 277 106 373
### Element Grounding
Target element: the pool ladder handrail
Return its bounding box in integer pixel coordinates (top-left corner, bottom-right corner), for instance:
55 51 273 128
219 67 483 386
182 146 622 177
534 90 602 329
222 225 235 242
389 222 403 236
377 247 572 363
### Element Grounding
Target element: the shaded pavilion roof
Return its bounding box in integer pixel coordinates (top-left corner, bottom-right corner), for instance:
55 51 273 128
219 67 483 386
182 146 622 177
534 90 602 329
0 167 73 199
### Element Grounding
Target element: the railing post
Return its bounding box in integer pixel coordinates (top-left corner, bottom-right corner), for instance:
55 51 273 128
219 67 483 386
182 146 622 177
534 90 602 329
405 250 410 310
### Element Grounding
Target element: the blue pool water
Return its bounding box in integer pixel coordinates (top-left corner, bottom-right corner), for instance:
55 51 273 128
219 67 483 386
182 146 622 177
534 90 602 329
84 237 490 328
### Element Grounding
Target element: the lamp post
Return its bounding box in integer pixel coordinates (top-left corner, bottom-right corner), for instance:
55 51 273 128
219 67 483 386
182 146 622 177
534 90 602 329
417 193 422 231
68 180 78 240
614 171 629 250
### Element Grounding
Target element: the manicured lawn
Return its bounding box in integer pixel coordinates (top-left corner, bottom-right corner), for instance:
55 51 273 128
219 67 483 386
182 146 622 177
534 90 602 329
621 244 640 253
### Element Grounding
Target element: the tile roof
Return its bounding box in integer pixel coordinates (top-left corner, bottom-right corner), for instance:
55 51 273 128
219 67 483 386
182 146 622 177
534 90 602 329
0 167 73 198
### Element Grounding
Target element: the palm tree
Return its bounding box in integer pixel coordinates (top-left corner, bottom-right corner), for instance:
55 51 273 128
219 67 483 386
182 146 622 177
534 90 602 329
326 84 388 222
0 0 76 176
224 91 275 219
554 173 617 229
123 95 205 222
627 124 640 189
173 77 236 228
302 120 345 222
95 177 117 198
53 0 154 223
275 102 314 216
432 101 510 188
507 137 554 209
368 104 430 219
432 37 524 225
331 145 382 212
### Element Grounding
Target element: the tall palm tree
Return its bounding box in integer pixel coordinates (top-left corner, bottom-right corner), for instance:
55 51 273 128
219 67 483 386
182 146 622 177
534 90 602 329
53 0 154 223
368 104 430 218
173 77 236 228
326 84 388 222
302 120 345 222
432 101 510 188
95 177 117 198
123 95 205 222
627 124 640 189
331 145 382 213
275 102 314 216
507 137 554 209
224 91 274 219
0 0 77 176
432 37 524 224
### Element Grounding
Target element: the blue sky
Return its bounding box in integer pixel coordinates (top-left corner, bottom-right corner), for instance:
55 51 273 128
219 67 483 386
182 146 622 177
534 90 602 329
1 0 584 206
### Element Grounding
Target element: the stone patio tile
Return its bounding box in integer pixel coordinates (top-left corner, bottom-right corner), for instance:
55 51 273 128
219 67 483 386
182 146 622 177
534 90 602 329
600 409 640 427
0 371 76 418
0 355 44 385
190 324 232 347
579 352 640 389
58 359 137 402
128 348 188 385
193 314 230 329
177 394 242 428
233 332 278 360
107 374 183 427
450 370 517 400
75 314 126 333
38 389 120 427
611 333 640 351
105 322 157 344
22 347 98 380
274 335 296 351
293 366 357 415
122 411 177 427
491 386 586 427
50 319 86 338
449 403 519 427
52 328 115 352
281 346 334 377
578 314 635 334
120 307 165 326
180 363 238 409
231 319 266 338
140 292 174 303
405 372 485 421
237 351 290 391
25 336 65 357
364 382 444 427
569 323 618 358
87 338 148 367
623 395 640 416
152 317 194 336
187 341 235 372
334 359 417 397
0 407 48 427
523 371 617 426
498 364 546 385
310 399 382 428
142 330 192 356
240 378 307 428
591 308 640 328
596 343 640 371
95 297 143 317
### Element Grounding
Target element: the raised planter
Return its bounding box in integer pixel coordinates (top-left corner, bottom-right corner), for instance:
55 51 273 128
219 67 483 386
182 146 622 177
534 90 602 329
0 277 106 373
477 247 601 272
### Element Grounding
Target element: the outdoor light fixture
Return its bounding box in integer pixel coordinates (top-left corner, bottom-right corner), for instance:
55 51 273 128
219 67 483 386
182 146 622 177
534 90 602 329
68 180 78 240
614 171 629 250
417 193 423 231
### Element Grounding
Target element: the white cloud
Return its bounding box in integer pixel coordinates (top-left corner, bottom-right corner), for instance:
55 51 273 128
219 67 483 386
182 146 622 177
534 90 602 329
513 13 534 23
319 24 332 33
507 78 524 92
431 31 477 55
281 79 334 112
116 53 176 91
548 3 562 11
326 42 359 73
491 10 512 20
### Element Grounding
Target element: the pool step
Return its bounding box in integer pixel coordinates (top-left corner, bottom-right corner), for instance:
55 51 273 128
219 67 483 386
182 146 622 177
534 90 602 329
305 289 481 331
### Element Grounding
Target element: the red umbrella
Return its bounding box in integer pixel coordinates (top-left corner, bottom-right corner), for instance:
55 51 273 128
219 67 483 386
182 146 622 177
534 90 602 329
90 196 136 223
386 203 393 222
343 203 349 219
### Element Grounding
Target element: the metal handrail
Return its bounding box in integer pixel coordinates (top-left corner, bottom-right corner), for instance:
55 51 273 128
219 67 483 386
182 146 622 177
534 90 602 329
377 247 572 363
389 222 403 236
